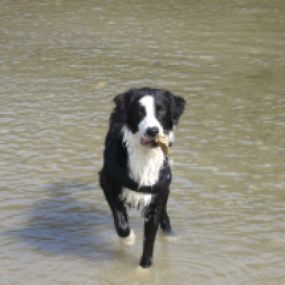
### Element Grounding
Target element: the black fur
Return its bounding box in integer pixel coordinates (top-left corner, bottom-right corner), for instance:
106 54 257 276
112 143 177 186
99 87 185 267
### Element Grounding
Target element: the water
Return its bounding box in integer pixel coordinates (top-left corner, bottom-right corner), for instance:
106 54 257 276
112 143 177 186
1 0 285 284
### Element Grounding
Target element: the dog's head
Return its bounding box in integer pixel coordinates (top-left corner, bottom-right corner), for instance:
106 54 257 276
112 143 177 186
112 87 185 147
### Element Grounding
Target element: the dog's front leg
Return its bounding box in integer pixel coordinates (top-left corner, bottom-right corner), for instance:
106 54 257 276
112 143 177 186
139 201 163 268
160 190 172 234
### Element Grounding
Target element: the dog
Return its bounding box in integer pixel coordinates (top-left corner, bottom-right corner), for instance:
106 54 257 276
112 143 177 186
99 87 185 267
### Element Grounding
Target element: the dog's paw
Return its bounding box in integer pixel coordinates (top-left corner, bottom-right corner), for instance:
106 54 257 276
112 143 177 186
120 229 135 245
139 256 152 268
162 227 175 236
137 265 152 273
163 230 180 242
160 223 173 234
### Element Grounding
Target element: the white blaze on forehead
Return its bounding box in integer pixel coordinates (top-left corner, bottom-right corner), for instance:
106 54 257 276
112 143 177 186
138 95 163 135
139 96 155 117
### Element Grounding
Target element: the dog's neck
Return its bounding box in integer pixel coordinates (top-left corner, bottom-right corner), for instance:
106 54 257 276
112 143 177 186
122 126 165 186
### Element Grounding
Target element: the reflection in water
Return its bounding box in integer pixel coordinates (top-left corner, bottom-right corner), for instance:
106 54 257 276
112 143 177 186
0 0 285 285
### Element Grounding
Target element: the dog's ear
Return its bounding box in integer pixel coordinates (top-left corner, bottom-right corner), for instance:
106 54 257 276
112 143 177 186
171 94 186 125
112 89 136 123
113 92 127 113
113 89 135 111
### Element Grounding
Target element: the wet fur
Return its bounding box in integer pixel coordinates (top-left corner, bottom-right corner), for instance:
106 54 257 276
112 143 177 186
99 87 185 267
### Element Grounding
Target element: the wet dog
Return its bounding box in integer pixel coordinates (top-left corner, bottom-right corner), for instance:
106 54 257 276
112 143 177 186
99 87 185 267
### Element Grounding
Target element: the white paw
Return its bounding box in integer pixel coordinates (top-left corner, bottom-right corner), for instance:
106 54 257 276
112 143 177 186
120 229 135 245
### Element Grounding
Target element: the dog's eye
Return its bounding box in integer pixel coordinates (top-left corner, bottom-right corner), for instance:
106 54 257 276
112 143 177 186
156 105 166 115
138 105 145 115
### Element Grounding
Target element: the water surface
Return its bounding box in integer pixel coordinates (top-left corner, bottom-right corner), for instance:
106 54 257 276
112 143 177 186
1 1 285 284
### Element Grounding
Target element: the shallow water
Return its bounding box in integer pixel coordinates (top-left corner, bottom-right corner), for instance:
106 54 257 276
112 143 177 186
1 0 285 284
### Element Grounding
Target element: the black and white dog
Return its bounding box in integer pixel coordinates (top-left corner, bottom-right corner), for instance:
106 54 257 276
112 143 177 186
99 87 185 268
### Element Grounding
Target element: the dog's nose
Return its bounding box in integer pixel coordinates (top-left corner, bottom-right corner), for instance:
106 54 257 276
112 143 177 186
146 127 159 137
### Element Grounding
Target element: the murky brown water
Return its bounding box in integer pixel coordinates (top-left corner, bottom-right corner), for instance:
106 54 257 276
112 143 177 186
1 0 285 284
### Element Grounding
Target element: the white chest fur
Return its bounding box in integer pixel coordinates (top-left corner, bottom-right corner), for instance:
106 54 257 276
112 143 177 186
121 127 165 208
